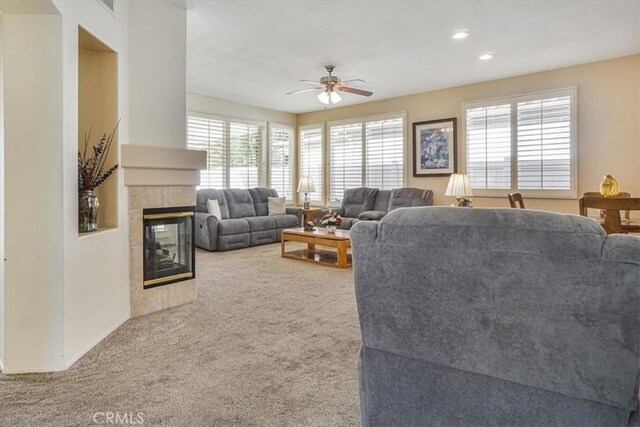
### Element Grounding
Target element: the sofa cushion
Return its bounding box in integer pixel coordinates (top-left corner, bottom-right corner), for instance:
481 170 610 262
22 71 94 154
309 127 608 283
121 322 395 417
342 187 378 218
217 218 250 236
388 188 434 211
245 216 276 232
372 190 391 212
340 217 360 229
224 189 257 219
273 214 300 228
196 189 230 219
248 187 278 216
359 210 387 221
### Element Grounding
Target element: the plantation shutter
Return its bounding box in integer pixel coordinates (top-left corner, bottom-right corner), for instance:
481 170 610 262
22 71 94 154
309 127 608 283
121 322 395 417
329 123 363 203
365 118 404 189
517 95 572 190
269 126 293 199
187 116 227 188
229 121 261 188
299 127 324 203
466 104 511 190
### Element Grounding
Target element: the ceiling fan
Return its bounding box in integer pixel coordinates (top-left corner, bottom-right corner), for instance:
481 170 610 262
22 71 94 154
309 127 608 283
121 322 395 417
286 65 373 105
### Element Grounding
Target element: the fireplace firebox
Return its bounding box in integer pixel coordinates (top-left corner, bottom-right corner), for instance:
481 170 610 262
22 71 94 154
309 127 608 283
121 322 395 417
143 206 195 289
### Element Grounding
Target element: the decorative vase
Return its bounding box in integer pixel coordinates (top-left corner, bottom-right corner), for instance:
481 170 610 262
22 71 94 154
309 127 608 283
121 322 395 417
79 190 99 232
599 174 619 197
326 225 337 233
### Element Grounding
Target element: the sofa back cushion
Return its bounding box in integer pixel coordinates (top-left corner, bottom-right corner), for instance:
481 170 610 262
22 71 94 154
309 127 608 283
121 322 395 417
223 189 257 219
388 187 433 211
248 187 279 216
196 189 230 219
372 190 391 212
342 187 378 218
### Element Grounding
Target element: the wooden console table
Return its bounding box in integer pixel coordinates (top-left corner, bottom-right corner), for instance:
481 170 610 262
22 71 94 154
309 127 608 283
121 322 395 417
281 227 351 268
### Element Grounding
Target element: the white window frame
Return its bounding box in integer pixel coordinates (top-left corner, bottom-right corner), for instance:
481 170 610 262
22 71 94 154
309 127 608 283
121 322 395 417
267 122 295 202
327 111 407 206
298 123 325 206
463 87 578 198
187 111 266 189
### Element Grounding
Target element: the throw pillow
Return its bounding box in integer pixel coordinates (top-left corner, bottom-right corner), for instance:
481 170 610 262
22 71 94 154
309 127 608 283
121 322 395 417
207 199 222 220
268 197 286 216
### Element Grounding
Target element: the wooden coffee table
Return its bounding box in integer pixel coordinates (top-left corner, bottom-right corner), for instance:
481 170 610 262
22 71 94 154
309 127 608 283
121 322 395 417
281 227 351 268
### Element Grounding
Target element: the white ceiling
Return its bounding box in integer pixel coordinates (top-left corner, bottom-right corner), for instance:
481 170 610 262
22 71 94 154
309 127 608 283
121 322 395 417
185 0 640 114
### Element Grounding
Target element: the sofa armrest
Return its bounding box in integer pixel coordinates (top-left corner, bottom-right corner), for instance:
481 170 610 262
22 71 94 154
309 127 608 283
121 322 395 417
286 207 304 224
194 212 219 251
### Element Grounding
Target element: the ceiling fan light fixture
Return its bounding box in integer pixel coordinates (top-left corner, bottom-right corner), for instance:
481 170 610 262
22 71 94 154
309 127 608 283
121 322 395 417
317 89 342 105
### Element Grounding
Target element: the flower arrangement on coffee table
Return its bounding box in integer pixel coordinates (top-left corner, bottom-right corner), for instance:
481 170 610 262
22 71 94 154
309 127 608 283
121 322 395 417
319 211 343 233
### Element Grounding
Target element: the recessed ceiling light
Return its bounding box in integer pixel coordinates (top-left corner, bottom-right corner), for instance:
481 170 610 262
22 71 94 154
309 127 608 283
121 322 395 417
452 31 469 39
479 54 493 60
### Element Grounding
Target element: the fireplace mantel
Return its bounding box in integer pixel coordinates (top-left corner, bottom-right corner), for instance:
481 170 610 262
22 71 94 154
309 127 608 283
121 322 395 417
121 144 206 187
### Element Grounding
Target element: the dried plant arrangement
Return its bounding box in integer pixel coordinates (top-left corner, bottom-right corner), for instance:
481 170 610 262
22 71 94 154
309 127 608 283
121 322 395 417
78 121 120 192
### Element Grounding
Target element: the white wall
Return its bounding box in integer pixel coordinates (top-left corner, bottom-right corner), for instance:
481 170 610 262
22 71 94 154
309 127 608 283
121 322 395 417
129 0 186 149
2 13 65 372
188 93 296 125
50 0 130 370
0 0 5 371
1 0 187 374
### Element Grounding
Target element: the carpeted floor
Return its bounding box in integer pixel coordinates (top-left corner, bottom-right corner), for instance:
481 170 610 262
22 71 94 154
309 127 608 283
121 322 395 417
0 244 361 426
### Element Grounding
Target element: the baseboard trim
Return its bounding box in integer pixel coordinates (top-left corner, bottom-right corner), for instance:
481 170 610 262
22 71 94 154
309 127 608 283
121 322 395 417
64 314 129 370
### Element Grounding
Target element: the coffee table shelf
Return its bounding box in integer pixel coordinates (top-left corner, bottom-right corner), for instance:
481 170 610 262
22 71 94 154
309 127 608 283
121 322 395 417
281 228 351 268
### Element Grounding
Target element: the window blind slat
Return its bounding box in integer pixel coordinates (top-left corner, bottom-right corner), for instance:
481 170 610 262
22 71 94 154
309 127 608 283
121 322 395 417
269 127 292 199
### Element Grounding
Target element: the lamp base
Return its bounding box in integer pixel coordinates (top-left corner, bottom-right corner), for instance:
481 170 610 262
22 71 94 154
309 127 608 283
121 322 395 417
457 197 473 208
303 193 310 210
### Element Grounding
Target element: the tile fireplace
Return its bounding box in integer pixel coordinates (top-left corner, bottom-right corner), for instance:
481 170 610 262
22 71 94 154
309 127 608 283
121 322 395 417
143 206 195 289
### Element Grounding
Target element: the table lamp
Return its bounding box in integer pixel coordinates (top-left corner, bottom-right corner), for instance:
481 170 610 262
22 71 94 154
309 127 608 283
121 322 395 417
445 173 473 207
297 176 315 209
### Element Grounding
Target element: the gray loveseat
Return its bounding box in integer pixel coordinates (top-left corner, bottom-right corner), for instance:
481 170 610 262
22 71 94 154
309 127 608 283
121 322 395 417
351 207 640 426
330 187 433 229
195 188 302 251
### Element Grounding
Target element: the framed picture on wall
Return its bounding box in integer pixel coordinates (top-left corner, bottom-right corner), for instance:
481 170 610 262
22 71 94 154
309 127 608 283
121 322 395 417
412 118 457 177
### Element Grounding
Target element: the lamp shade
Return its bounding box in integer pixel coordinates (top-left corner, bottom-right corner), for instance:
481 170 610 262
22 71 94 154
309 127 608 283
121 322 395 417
297 176 316 193
445 174 473 198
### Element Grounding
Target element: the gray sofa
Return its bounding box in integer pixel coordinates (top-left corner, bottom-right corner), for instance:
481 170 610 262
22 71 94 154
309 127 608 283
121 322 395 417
330 187 433 229
351 207 640 426
195 188 302 251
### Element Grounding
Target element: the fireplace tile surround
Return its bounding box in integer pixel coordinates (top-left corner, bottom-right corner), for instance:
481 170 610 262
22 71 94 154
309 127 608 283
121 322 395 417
129 186 197 316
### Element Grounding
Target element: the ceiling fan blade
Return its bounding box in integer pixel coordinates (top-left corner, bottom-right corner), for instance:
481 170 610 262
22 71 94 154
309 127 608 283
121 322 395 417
286 87 322 95
300 80 322 85
341 79 365 85
338 86 373 97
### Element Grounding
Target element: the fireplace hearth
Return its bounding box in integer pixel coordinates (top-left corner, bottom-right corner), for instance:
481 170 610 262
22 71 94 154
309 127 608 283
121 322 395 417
143 206 195 289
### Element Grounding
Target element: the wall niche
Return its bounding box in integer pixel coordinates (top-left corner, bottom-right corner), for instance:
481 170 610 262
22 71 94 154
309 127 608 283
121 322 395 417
78 26 118 233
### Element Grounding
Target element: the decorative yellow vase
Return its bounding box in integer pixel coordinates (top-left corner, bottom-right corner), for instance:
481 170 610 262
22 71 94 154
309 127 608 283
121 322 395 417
599 174 619 197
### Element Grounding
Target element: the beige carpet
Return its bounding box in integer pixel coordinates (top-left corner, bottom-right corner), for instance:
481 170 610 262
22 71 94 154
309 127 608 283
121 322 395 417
0 244 361 426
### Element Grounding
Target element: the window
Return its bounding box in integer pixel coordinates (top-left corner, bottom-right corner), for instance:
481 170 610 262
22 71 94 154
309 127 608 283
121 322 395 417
464 88 576 197
269 125 293 200
299 125 324 204
328 114 405 203
187 114 263 189
187 116 227 188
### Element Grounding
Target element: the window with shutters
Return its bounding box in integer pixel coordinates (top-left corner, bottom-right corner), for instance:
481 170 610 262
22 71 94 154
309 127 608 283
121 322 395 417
299 125 324 204
328 113 405 204
269 125 293 200
464 88 576 198
187 114 264 189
